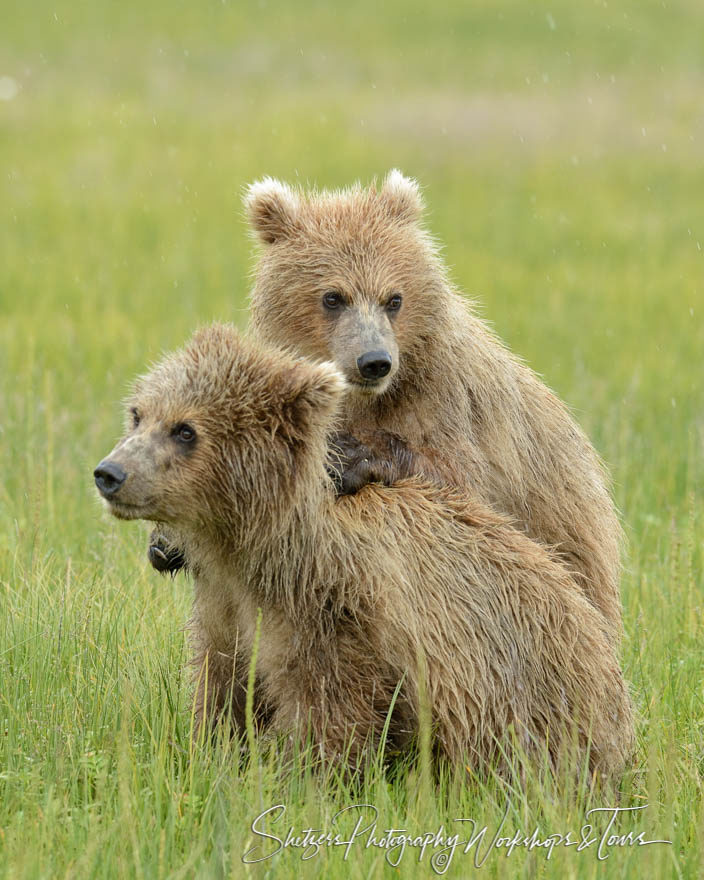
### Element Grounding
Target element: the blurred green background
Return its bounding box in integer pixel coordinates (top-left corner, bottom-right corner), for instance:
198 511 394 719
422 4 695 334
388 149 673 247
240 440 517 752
1 1 703 877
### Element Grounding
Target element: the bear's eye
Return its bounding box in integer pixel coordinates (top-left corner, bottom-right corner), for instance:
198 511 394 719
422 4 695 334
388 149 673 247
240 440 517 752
172 423 196 444
131 408 141 428
322 291 344 310
386 293 403 312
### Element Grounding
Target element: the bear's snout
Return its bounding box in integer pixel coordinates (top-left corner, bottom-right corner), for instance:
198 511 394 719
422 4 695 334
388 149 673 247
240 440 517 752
356 350 392 381
94 460 127 498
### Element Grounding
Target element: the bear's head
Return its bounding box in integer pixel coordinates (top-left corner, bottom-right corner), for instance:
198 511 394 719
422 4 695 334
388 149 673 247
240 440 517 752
94 324 343 541
246 170 449 399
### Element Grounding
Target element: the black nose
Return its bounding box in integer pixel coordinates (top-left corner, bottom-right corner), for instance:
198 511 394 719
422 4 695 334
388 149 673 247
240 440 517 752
94 460 127 498
357 350 392 380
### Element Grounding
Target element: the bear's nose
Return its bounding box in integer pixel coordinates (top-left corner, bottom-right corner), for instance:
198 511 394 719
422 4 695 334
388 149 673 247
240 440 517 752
357 350 392 380
94 460 127 498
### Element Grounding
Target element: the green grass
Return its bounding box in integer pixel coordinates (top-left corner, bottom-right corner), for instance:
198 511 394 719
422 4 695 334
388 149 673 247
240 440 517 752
1 0 703 876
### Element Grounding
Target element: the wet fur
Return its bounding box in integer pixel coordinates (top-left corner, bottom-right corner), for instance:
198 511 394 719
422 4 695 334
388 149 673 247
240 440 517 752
102 325 634 778
246 171 624 646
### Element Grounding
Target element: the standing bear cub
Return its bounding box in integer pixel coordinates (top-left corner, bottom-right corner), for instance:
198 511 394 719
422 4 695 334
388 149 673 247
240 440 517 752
247 171 624 643
97 324 634 777
151 172 624 647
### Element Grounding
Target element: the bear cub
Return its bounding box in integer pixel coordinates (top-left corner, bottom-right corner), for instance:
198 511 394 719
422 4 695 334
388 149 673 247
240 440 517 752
97 324 633 777
152 171 624 651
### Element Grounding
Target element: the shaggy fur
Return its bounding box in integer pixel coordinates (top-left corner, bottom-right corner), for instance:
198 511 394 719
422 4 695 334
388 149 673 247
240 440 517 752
244 170 624 646
96 324 634 777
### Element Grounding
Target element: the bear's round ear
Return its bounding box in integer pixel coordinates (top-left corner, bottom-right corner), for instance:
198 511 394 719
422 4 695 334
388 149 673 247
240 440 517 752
273 360 346 445
244 177 300 244
307 361 347 410
379 169 423 224
283 360 346 414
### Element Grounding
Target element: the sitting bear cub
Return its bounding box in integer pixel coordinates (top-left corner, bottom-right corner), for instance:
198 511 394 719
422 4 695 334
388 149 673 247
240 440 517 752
95 324 633 777
152 171 624 650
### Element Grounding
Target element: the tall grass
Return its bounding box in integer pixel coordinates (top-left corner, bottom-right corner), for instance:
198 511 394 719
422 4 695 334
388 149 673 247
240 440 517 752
1 0 703 876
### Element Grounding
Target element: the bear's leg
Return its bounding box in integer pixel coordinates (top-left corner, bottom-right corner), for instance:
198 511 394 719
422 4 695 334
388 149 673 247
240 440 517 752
328 431 444 495
265 634 414 773
327 432 402 494
148 525 187 575
190 644 270 739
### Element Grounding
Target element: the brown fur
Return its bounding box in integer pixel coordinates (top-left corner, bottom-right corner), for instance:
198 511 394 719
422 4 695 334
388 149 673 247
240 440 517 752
96 324 634 777
246 171 624 645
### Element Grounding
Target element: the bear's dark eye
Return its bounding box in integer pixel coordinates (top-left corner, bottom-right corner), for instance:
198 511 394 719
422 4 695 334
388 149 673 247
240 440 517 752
172 423 196 444
322 291 344 310
131 408 140 428
386 293 403 312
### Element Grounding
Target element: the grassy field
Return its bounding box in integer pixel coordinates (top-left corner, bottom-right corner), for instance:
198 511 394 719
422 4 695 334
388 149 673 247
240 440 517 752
1 0 703 876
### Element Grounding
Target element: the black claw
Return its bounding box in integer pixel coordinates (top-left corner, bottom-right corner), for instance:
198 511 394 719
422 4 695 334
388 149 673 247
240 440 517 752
148 541 186 575
327 432 379 496
325 461 345 494
148 545 169 571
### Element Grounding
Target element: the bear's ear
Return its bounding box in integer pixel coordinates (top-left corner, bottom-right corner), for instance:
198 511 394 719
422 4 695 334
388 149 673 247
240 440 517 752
277 360 346 440
379 169 423 224
300 361 346 413
244 177 300 244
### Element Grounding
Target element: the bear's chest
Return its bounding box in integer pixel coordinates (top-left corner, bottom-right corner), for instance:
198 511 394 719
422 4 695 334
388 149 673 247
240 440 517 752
192 566 298 675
